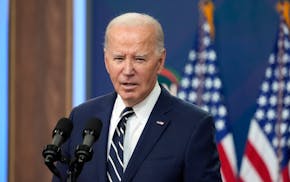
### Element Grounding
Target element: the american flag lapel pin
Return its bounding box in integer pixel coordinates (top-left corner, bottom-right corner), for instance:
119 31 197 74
156 120 165 126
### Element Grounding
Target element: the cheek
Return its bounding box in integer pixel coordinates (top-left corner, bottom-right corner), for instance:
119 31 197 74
138 68 158 83
107 68 119 85
110 71 120 82
107 64 120 77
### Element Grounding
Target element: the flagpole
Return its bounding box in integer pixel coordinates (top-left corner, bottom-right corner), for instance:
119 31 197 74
276 13 285 182
196 0 215 107
196 1 207 106
276 1 289 181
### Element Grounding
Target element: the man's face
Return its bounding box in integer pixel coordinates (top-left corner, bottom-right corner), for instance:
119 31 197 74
104 25 165 106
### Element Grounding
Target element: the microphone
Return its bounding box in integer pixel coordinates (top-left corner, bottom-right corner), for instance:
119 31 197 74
42 117 73 178
67 118 102 180
42 117 73 163
52 117 73 146
82 118 103 146
75 118 102 163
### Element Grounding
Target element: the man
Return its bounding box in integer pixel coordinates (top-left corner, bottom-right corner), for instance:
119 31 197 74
53 12 221 181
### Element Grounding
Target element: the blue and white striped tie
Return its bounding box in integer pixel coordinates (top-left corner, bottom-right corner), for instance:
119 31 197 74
107 107 134 182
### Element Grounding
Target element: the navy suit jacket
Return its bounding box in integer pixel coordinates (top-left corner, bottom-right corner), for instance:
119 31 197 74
53 87 221 182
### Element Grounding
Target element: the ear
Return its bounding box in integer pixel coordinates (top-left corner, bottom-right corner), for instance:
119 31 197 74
157 49 166 74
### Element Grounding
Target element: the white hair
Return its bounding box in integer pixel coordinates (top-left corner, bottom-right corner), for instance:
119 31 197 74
104 12 165 53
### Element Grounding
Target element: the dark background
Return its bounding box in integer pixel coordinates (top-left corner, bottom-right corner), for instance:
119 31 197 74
86 0 279 169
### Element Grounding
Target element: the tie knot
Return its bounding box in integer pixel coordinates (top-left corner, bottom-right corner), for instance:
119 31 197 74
120 107 134 119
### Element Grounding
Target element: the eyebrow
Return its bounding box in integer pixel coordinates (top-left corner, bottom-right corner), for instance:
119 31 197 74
135 54 147 58
135 51 150 57
110 52 149 57
110 51 124 56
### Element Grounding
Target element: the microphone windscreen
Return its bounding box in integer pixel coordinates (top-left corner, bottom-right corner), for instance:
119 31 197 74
83 118 103 140
53 117 73 140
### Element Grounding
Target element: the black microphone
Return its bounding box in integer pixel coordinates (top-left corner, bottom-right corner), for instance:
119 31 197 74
42 117 73 178
43 117 73 163
52 117 73 146
75 118 102 163
82 118 103 146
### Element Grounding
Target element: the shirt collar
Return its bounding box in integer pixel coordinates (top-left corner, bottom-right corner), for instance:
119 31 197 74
115 82 161 121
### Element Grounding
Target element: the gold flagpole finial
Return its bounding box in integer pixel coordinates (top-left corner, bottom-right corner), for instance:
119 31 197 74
199 0 215 38
277 1 290 28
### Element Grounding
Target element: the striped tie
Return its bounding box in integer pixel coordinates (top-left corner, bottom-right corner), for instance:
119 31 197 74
107 107 134 182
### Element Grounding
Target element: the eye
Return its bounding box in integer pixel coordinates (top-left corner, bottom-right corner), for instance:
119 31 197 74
135 57 146 63
113 56 124 62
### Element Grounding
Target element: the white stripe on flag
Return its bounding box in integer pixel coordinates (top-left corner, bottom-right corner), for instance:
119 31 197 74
248 121 279 181
221 134 237 173
240 156 263 182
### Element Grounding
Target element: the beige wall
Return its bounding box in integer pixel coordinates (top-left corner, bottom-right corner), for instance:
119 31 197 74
9 0 72 181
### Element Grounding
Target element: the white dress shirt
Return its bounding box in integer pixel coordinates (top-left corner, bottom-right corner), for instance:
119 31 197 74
107 82 161 170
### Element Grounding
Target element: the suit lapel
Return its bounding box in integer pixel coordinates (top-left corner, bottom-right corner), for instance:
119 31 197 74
92 93 117 182
123 88 174 181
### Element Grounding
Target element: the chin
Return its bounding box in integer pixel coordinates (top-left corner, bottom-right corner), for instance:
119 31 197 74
120 93 135 100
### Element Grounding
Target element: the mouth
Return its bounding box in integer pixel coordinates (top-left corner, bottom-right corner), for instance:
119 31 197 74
121 82 138 90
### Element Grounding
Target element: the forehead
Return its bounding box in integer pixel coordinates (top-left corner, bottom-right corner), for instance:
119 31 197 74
107 25 156 46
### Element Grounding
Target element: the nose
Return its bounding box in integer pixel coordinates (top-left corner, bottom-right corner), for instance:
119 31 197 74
123 59 134 75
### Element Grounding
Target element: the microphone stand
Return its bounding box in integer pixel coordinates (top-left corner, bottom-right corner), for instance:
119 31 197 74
66 144 93 182
42 144 93 182
43 118 101 181
42 144 69 181
66 157 85 182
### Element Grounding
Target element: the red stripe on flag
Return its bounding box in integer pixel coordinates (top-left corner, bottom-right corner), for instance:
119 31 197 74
282 166 290 182
245 140 272 182
217 143 236 182
237 177 244 182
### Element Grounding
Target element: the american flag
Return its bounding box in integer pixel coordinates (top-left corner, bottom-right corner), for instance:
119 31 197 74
177 1 238 181
239 3 290 182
